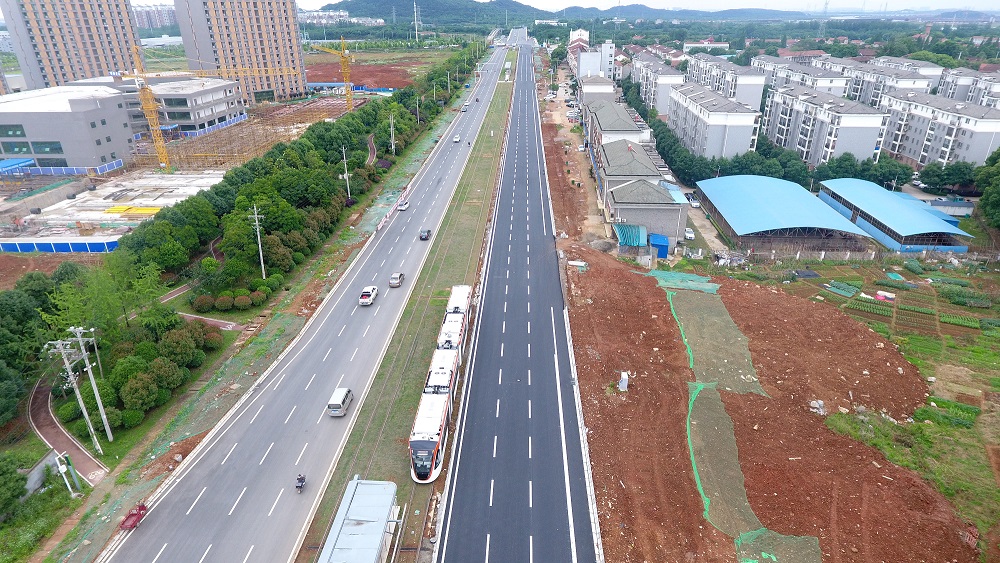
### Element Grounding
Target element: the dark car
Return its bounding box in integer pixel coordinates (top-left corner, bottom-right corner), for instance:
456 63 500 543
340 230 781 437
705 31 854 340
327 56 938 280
419 229 432 240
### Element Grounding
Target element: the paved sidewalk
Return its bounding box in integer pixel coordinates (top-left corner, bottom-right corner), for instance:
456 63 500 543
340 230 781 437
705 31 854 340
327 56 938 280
28 378 108 486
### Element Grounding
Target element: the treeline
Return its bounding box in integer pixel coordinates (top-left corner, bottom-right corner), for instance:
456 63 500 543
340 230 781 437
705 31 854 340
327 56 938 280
622 78 912 189
0 42 484 431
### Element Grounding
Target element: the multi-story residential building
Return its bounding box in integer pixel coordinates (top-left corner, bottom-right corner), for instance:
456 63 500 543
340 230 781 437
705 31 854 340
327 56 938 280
133 4 177 30
870 56 944 88
576 40 616 80
665 82 761 159
175 0 307 102
939 68 1000 108
630 52 683 116
685 53 766 109
0 85 131 169
762 85 888 168
0 0 141 90
969 72 1000 108
812 57 932 107
881 90 1000 169
751 55 851 97
578 75 615 106
583 99 651 150
682 40 729 53
0 31 14 53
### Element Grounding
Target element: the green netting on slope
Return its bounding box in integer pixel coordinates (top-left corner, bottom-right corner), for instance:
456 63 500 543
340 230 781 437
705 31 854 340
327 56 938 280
735 528 822 563
669 290 766 396
687 382 762 536
646 270 720 294
688 382 823 563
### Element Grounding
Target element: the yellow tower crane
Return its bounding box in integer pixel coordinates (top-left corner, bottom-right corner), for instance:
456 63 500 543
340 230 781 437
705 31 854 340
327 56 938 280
310 37 354 111
124 45 303 171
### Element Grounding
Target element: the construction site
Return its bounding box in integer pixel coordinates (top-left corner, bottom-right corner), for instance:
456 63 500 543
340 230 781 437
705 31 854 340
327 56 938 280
0 93 362 252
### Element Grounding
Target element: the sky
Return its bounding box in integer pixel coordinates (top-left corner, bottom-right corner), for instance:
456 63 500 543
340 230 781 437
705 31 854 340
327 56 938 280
130 0 998 15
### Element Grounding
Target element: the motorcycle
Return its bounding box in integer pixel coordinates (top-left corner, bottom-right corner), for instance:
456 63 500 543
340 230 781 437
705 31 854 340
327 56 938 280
295 475 306 494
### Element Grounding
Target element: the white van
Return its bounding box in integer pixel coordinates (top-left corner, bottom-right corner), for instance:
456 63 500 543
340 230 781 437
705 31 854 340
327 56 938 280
327 388 354 417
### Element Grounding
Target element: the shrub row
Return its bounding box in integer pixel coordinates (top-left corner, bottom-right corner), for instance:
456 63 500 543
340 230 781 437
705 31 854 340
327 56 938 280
875 279 909 290
939 314 981 329
846 300 893 317
897 304 934 315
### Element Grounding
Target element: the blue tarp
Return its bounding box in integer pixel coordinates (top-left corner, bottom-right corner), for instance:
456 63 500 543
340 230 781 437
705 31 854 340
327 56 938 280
613 223 647 247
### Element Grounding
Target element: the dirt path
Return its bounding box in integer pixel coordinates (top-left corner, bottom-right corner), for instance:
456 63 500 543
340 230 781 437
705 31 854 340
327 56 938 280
27 379 108 486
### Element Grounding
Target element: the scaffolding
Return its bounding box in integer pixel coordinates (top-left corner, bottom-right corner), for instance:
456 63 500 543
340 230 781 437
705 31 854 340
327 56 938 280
131 97 363 170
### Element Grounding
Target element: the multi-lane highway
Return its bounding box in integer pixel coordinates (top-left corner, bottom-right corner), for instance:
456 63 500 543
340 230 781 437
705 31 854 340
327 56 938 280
436 29 600 563
100 46 508 563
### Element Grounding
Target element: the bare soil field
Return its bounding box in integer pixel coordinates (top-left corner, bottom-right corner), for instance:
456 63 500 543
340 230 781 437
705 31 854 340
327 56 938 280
0 253 104 290
541 75 979 562
305 51 451 89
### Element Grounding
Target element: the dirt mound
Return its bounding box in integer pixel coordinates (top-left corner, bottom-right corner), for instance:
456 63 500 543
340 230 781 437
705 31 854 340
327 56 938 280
140 431 208 481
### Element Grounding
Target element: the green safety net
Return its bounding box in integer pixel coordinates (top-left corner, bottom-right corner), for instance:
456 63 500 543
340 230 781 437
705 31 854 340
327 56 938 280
647 270 720 294
656 276 822 563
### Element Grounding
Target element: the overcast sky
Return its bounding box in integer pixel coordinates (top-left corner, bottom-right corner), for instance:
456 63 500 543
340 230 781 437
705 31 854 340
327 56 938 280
129 0 997 15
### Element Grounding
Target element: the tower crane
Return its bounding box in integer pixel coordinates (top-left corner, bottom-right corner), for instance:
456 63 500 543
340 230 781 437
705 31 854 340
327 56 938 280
123 45 302 171
309 37 354 111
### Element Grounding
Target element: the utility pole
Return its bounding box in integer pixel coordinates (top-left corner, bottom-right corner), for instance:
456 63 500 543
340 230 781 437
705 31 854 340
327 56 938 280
389 113 397 155
249 204 266 279
416 96 420 123
341 146 353 201
46 340 104 455
413 1 420 44
446 70 451 96
67 327 112 442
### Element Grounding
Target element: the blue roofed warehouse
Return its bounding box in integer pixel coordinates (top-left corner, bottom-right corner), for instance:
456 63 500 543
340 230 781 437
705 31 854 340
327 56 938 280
695 175 871 251
818 178 971 253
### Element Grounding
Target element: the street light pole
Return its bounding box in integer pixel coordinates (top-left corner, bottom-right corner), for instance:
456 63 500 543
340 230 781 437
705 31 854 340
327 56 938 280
341 146 352 201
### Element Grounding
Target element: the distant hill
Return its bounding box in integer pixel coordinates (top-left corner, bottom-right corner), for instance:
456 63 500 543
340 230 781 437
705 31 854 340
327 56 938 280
554 5 808 20
320 0 810 24
933 10 995 20
319 0 548 25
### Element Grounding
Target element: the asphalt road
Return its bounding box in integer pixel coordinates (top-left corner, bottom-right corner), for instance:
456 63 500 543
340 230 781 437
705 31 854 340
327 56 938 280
100 46 509 563
436 29 599 563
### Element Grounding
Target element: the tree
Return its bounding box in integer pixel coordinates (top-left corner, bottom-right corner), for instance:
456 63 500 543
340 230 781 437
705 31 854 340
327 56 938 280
120 372 159 412
15 272 54 314
148 357 185 390
0 453 27 521
108 355 149 391
942 161 975 188
0 360 24 426
918 162 946 188
158 328 197 367
51 261 85 286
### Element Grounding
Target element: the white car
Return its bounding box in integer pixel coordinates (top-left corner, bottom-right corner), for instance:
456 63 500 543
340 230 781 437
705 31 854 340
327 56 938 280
359 285 378 306
578 144 586 152
684 228 695 241
453 135 461 143
397 200 410 211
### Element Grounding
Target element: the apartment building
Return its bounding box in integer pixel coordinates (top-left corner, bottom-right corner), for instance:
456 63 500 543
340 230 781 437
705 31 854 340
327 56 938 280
133 4 177 29
938 68 1000 108
881 89 1000 168
665 82 761 159
751 55 851 97
0 86 131 168
578 75 615 106
870 56 944 88
0 0 142 90
762 85 888 168
685 53 766 109
576 40 616 80
175 0 307 102
812 57 932 107
630 52 683 116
